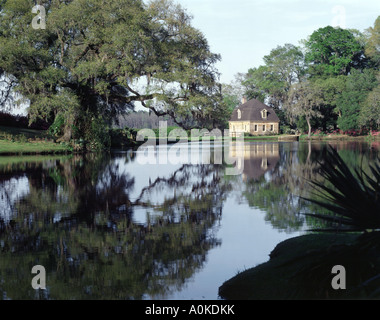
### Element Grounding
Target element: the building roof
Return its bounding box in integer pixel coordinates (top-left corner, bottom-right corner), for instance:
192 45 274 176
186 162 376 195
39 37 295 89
229 99 280 122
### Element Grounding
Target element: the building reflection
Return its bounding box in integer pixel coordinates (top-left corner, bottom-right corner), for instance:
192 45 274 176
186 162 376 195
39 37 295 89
229 142 280 181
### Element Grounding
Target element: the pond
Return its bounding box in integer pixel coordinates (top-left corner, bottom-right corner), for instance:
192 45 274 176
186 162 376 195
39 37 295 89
0 140 379 300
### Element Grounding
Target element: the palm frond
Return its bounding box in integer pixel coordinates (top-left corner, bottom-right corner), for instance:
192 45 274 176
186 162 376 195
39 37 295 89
304 146 380 232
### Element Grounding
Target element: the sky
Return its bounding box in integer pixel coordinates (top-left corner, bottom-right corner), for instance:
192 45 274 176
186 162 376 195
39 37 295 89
2 0 380 115
178 0 380 84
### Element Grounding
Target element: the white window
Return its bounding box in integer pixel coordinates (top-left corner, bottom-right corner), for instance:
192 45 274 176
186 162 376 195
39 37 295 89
254 125 258 132
237 109 241 119
263 125 266 131
261 109 267 119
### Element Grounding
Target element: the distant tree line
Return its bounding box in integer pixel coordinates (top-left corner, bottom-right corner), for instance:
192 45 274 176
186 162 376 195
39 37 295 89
223 17 380 138
115 111 176 129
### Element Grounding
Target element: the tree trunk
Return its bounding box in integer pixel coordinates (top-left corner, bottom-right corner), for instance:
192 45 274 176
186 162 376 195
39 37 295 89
58 116 74 143
62 124 72 142
307 117 312 139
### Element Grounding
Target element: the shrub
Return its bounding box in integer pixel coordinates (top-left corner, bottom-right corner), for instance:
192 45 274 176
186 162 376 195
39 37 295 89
110 127 138 148
85 117 111 151
48 113 65 138
281 125 292 134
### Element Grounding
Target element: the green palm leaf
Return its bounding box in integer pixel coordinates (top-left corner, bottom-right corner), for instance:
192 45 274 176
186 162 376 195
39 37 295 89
304 146 380 231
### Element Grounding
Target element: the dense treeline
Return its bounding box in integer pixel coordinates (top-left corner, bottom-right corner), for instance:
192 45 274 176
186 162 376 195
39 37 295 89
223 17 380 138
1 0 379 150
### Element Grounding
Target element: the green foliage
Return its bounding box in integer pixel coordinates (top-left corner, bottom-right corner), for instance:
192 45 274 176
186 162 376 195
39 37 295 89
336 69 378 131
83 116 111 152
295 116 309 133
234 19 378 136
286 80 324 137
305 26 365 77
242 44 304 111
110 127 138 148
0 0 227 150
48 113 65 138
359 84 380 130
286 147 380 299
365 16 380 68
304 147 380 232
311 76 346 130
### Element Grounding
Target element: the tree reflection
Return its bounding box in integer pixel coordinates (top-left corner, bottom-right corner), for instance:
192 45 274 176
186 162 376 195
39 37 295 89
232 141 380 233
0 142 378 299
0 153 227 299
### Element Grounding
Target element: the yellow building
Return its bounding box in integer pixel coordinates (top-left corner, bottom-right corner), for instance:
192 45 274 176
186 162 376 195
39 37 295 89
229 142 280 181
229 98 280 136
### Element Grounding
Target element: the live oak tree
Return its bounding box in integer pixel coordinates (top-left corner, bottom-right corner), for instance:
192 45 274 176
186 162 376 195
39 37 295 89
0 0 226 150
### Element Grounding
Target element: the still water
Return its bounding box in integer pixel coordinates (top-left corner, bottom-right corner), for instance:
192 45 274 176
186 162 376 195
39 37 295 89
0 140 379 299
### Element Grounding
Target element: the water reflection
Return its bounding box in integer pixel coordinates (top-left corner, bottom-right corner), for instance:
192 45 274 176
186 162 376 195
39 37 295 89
0 153 227 299
0 141 379 299
229 142 280 181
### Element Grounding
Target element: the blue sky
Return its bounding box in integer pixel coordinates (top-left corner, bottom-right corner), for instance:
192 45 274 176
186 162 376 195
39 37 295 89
178 0 380 83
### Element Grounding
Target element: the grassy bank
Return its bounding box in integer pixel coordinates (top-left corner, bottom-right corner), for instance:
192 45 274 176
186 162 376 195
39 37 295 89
0 125 71 155
299 133 380 141
0 140 71 155
0 125 47 139
218 233 369 300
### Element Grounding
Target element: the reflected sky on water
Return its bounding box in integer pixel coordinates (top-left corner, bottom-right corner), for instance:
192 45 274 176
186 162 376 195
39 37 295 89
0 140 379 299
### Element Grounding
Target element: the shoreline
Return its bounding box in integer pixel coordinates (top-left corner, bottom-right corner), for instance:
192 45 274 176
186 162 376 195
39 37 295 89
0 140 72 156
218 232 366 300
1 133 379 156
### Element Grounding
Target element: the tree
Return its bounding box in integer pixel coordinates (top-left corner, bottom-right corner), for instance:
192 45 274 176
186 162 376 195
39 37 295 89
359 84 380 130
287 80 324 138
242 44 305 125
241 66 271 103
336 69 378 132
304 26 366 77
0 0 226 150
312 75 346 131
243 44 304 107
365 16 380 68
221 74 247 122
